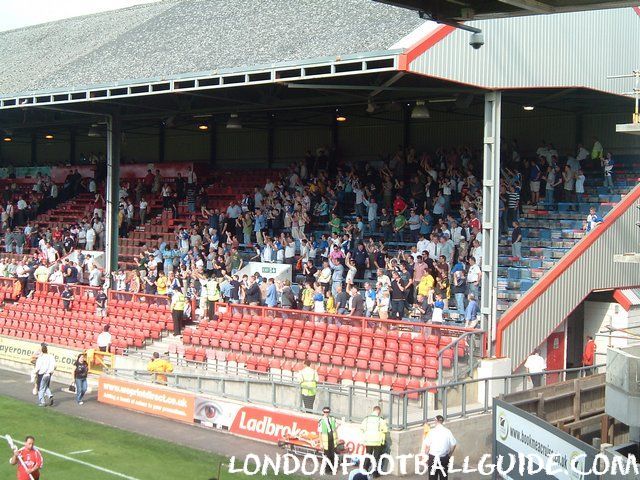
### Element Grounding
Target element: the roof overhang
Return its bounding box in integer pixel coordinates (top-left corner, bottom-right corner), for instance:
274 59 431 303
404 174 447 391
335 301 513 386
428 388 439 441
374 1 640 20
0 51 401 111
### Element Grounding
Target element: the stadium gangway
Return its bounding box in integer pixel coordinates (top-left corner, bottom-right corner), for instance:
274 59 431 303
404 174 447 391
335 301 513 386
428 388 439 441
111 364 602 430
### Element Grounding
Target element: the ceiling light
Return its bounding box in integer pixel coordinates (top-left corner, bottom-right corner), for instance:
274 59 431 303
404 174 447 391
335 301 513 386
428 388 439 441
335 109 347 122
197 123 209 131
411 100 430 119
226 114 242 129
44 133 54 140
523 105 535 111
3 135 12 142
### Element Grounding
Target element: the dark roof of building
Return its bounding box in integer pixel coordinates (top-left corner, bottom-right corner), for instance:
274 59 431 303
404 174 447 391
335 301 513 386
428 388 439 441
0 0 424 97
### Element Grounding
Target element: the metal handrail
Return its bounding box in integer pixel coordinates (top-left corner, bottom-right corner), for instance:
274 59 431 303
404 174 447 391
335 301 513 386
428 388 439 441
110 363 604 430
436 331 483 384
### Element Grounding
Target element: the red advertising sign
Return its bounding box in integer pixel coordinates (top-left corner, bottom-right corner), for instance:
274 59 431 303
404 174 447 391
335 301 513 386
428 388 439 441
229 406 318 443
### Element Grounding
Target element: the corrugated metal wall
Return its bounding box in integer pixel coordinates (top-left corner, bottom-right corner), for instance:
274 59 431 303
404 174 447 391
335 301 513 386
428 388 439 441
409 8 640 95
121 127 159 163
36 140 68 164
274 126 329 166
217 127 268 167
501 184 640 369
164 128 209 163
582 113 640 154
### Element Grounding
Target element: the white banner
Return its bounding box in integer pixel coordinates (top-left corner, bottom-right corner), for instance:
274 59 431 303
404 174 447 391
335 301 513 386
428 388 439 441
495 404 587 480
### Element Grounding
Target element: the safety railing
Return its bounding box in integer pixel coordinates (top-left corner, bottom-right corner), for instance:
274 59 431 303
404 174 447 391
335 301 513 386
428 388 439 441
107 289 170 309
110 363 603 430
214 302 486 381
36 281 101 299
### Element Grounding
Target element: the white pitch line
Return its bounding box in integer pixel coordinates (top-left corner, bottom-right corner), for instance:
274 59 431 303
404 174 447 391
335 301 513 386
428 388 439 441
68 449 93 455
5 436 141 480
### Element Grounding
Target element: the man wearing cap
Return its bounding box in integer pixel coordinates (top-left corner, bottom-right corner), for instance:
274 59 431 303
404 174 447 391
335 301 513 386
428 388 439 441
422 415 457 480
360 405 388 477
318 406 339 474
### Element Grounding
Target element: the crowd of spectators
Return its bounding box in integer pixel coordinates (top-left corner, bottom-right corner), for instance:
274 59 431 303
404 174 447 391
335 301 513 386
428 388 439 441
0 136 613 331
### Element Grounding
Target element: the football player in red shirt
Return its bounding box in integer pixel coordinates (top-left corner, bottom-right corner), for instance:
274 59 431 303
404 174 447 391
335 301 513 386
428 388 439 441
10 436 43 480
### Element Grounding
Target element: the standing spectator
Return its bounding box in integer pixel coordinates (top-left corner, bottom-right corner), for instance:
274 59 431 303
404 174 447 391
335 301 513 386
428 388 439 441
97 325 112 353
452 269 466 317
73 353 89 405
562 165 575 203
61 285 74 311
297 360 318 412
389 271 407 319
574 169 585 202
511 220 522 260
466 257 481 300
529 158 541 205
95 289 107 318
506 184 520 226
602 152 614 193
349 286 365 317
464 293 479 328
265 278 278 308
139 197 148 224
421 415 457 480
35 345 56 407
360 405 388 478
582 335 596 375
543 165 557 210
524 349 546 388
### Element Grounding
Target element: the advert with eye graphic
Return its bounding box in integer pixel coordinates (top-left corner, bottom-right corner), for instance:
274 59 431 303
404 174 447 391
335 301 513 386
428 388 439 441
193 397 242 429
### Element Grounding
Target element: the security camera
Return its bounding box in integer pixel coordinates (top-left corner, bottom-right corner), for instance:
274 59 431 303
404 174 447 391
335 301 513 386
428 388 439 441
469 32 484 49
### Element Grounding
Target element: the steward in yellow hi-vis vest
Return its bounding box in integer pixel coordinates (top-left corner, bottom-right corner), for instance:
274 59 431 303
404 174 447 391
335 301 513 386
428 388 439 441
171 291 186 336
296 359 318 411
360 405 388 476
318 407 339 474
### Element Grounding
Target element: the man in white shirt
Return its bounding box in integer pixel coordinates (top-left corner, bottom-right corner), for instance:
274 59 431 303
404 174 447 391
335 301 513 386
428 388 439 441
35 345 56 407
422 415 457 480
186 166 197 185
466 257 481 300
97 325 112 352
524 349 547 388
85 226 96 251
88 264 102 287
416 234 429 255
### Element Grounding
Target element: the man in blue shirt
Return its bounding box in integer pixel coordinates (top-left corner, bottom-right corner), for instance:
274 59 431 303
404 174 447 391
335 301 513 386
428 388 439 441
464 293 479 328
265 278 278 307
253 209 267 246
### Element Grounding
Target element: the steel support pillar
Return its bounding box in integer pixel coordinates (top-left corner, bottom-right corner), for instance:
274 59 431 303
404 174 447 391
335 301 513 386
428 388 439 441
105 115 121 277
480 91 501 355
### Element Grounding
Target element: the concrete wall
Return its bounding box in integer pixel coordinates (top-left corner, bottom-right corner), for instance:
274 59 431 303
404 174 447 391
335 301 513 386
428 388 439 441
584 301 640 356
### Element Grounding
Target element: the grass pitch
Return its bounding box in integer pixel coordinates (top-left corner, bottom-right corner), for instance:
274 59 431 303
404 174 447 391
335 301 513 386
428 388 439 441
0 395 293 480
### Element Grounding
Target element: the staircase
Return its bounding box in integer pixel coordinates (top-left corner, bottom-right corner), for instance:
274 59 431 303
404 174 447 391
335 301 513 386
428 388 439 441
496 157 640 369
496 162 638 317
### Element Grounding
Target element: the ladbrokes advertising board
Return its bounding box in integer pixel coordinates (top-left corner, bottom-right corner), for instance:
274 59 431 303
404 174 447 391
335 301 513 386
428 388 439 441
229 406 318 443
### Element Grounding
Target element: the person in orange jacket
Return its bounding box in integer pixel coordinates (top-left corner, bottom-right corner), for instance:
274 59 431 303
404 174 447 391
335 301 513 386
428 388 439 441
582 335 596 376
